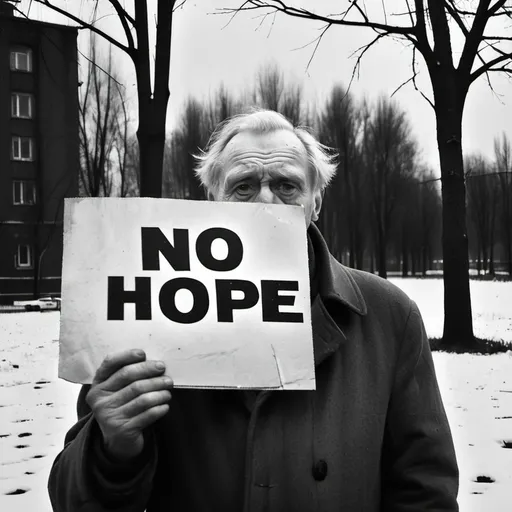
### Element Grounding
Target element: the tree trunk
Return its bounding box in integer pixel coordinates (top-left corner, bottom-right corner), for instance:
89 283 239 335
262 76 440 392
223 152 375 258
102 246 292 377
411 250 417 276
402 226 408 277
489 240 494 276
355 242 364 271
377 224 387 279
435 96 474 347
422 238 429 276
508 237 512 277
137 125 166 197
134 0 173 198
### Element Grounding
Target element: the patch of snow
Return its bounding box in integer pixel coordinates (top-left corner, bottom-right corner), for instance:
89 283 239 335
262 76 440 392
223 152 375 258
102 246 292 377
0 312 79 511
0 278 511 510
389 278 512 343
435 352 512 511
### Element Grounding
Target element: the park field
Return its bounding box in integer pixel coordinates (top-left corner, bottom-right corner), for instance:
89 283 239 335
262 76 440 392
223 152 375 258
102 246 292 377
0 278 511 511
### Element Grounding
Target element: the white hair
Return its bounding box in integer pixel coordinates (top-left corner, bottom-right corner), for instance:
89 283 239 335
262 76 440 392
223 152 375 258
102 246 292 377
194 109 337 194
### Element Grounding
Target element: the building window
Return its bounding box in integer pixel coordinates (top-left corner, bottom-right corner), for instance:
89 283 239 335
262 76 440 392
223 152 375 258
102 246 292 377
11 93 34 119
13 180 36 205
11 136 34 161
16 245 33 269
10 47 33 72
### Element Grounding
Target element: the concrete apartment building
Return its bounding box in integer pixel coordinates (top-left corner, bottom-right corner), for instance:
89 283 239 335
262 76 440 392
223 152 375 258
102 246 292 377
0 1 79 303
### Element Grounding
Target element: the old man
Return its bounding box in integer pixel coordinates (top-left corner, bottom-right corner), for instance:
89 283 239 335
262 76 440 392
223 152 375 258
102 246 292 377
49 110 459 511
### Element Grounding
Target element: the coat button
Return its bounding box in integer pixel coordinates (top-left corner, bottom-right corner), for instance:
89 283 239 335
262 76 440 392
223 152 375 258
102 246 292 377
312 459 328 481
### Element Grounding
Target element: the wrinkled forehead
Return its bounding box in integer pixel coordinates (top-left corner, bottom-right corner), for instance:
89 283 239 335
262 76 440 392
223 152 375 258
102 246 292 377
220 129 309 170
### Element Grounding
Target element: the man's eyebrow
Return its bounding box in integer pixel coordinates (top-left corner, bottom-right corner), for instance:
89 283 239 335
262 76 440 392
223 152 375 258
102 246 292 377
223 168 260 187
268 168 306 184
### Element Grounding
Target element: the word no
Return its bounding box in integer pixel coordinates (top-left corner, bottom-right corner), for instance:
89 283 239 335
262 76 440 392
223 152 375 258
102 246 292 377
107 227 303 324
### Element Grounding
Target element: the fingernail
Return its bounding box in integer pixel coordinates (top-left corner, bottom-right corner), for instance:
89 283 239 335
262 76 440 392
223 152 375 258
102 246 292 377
155 361 165 371
134 350 145 358
163 376 173 386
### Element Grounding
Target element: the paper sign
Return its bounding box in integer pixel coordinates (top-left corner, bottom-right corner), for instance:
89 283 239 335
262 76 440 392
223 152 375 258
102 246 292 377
59 198 315 390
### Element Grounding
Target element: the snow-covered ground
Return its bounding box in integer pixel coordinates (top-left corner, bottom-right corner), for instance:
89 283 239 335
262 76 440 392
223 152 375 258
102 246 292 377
0 278 511 511
389 278 512 343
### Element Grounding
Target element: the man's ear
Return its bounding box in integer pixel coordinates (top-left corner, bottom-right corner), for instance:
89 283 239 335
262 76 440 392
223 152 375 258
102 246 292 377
311 188 324 222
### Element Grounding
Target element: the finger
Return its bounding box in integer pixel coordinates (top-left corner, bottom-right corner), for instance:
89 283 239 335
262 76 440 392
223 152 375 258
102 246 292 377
121 390 172 418
93 349 146 385
125 404 170 432
111 376 174 407
101 360 167 393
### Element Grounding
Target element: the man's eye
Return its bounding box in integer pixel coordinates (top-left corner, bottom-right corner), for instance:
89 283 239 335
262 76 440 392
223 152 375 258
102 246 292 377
276 182 297 195
234 183 252 195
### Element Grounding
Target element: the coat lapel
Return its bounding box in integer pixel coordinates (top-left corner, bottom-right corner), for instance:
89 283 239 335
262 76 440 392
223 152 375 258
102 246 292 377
311 295 347 367
308 223 368 317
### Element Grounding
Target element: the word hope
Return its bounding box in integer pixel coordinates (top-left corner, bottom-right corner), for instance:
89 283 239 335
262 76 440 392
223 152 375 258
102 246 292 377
107 227 304 324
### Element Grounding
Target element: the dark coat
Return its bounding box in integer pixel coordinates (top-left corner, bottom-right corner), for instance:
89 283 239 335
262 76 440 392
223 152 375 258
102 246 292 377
48 224 459 512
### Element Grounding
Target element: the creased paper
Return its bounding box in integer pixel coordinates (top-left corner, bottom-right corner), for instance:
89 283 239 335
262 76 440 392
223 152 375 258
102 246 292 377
59 198 315 390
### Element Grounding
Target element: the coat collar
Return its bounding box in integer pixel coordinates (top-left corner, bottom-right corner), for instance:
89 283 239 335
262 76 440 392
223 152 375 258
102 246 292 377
308 223 367 317
308 223 368 367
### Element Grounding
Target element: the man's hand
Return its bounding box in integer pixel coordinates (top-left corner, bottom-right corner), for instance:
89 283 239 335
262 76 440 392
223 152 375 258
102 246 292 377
86 349 173 461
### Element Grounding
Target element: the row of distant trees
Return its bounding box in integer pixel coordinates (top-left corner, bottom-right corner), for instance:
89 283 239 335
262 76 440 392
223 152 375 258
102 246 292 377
77 49 512 278
466 135 512 277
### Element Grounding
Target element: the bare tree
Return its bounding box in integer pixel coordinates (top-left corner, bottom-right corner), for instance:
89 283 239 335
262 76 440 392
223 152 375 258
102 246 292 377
362 97 417 279
122 135 141 197
494 133 512 276
225 0 512 349
466 154 500 275
256 62 285 111
19 0 177 197
396 168 442 277
253 63 305 124
419 173 443 276
317 85 365 269
79 37 125 197
164 97 209 200
113 80 132 198
280 83 304 126
396 174 421 277
164 85 244 200
206 83 239 132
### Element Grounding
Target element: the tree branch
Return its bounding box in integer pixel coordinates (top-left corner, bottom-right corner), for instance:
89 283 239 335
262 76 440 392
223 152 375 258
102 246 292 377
444 0 470 37
291 22 332 72
444 1 496 92
391 45 435 110
457 0 492 77
133 0 151 102
225 1 415 36
111 0 136 25
484 35 512 41
154 0 174 104
428 0 455 68
109 0 136 49
32 0 131 55
413 0 433 58
470 51 512 82
487 0 508 18
77 47 124 87
346 32 389 93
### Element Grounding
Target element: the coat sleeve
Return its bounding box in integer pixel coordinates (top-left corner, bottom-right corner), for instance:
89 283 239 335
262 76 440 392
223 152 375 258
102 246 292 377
47 385 157 512
381 300 459 511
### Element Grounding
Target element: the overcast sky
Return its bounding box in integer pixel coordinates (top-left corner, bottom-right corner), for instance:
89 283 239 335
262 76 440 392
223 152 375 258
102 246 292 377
19 0 512 171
